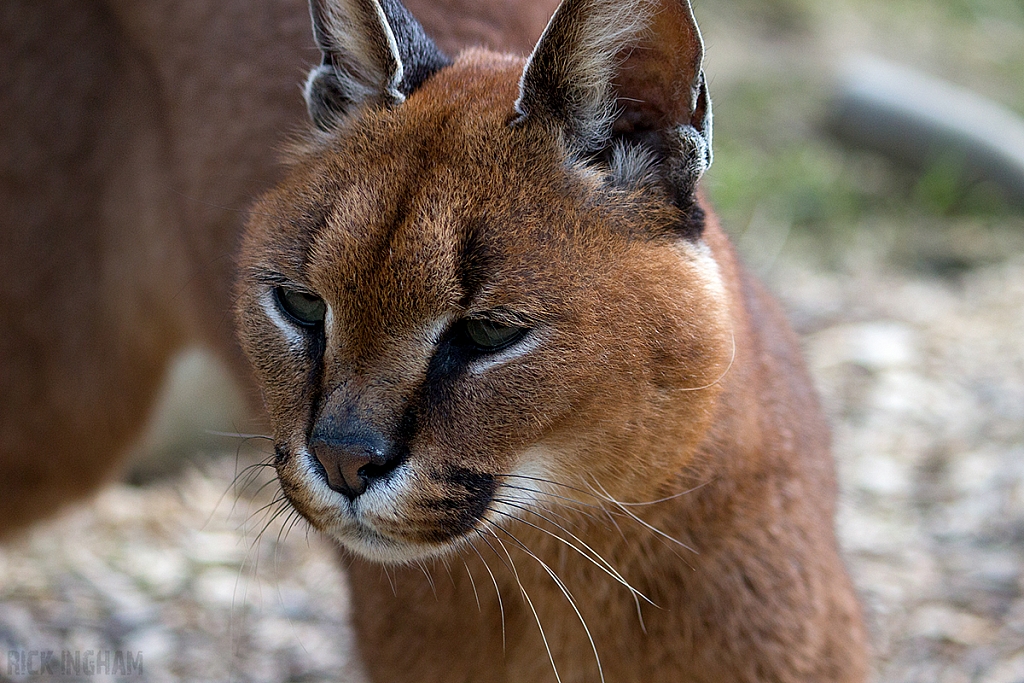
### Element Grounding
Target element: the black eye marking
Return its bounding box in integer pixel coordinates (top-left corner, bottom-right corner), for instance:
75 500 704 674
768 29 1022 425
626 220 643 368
458 318 528 353
422 315 534 395
274 286 327 327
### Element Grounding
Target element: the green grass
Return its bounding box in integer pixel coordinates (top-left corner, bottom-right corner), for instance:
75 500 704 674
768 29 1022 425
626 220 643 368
699 0 1024 272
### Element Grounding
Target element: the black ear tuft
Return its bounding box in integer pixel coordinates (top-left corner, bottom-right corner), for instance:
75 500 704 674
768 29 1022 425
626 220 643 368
378 0 450 96
516 0 713 228
304 0 450 131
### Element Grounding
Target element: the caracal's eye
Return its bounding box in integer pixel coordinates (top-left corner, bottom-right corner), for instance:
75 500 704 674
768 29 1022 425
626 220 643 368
274 286 327 327
463 319 527 351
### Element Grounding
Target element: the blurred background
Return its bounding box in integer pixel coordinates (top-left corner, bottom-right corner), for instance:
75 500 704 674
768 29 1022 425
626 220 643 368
705 0 1024 274
1 0 1023 681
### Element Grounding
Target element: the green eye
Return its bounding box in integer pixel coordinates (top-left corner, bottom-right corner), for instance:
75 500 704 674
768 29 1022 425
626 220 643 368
463 319 527 351
274 286 327 327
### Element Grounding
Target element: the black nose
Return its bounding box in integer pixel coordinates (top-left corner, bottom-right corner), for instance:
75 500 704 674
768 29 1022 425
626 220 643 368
309 424 392 499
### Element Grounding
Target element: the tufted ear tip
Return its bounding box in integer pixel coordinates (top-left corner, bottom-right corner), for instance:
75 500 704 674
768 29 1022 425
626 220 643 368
678 71 714 184
304 0 447 129
516 0 713 221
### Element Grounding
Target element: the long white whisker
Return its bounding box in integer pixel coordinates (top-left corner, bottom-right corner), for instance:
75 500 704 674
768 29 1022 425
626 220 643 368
470 535 507 651
441 556 456 589
677 329 736 392
486 529 562 683
589 479 699 556
502 471 709 508
495 487 596 526
462 559 482 612
485 520 605 683
490 500 655 607
610 480 712 507
496 473 602 501
381 564 397 597
416 559 438 599
497 479 609 512
206 430 274 440
492 502 651 631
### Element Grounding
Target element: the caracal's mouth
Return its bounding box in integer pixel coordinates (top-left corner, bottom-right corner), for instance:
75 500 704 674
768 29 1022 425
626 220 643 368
275 445 546 564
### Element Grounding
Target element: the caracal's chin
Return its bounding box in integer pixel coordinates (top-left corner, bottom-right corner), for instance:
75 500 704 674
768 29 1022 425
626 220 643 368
319 519 461 565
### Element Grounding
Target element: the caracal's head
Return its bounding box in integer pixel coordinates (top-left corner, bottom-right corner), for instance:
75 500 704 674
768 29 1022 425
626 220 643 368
237 0 731 563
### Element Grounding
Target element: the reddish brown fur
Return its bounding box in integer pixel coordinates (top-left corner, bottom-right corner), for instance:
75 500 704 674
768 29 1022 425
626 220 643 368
2 0 868 680
238 44 868 682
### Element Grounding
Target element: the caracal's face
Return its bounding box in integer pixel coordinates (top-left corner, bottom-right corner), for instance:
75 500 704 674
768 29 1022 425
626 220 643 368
236 53 730 564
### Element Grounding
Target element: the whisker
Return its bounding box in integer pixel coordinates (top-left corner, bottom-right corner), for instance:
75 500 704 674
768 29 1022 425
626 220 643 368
498 469 712 509
490 501 655 607
241 494 287 538
585 503 651 631
416 559 437 599
275 507 301 548
234 462 277 491
230 432 272 485
462 559 482 612
245 493 290 522
493 490 591 530
441 556 456 589
205 430 274 440
676 329 736 392
485 519 605 683
203 455 277 531
500 487 619 535
485 529 563 683
492 472 695 629
227 467 276 507
589 479 699 557
608 480 712 507
241 498 288 612
281 508 306 544
232 520 264 664
497 481 610 514
252 496 293 546
381 564 397 597
237 494 293 631
247 475 284 500
471 532 508 651
495 473 602 502
600 504 629 543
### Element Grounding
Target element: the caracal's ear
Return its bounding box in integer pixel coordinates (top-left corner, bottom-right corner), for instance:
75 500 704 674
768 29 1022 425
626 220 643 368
516 0 712 205
304 0 450 130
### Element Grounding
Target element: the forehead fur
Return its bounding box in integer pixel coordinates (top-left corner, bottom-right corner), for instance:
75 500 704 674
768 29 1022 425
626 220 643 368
252 48 686 333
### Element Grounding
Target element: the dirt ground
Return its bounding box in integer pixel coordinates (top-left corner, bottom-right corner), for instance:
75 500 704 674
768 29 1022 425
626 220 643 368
2 0 1023 681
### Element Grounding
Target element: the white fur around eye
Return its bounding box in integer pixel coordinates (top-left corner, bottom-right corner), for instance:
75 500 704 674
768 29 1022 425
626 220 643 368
423 314 456 347
324 305 336 340
260 290 308 353
467 331 545 375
